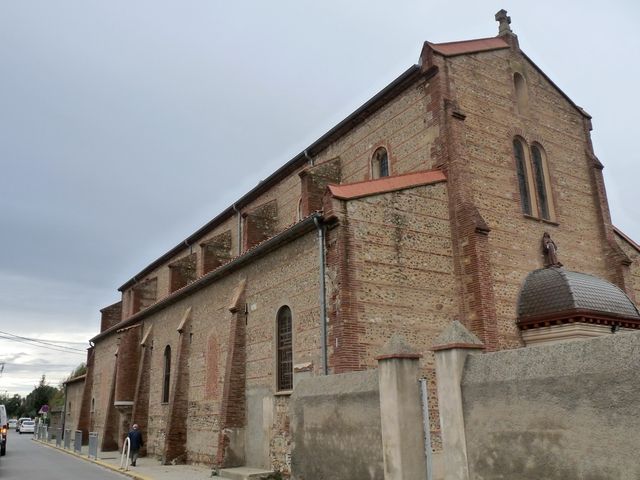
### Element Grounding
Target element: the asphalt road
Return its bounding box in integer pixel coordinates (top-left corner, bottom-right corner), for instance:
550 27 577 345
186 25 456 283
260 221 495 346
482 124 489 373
1 430 128 479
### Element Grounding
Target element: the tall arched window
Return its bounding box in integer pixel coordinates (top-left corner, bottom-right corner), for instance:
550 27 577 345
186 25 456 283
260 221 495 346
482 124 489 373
276 306 293 391
371 147 389 179
512 138 555 221
531 145 550 220
162 345 171 403
513 138 532 215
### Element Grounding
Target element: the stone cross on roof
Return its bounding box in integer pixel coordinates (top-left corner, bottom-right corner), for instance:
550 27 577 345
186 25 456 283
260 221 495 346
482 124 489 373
495 9 512 35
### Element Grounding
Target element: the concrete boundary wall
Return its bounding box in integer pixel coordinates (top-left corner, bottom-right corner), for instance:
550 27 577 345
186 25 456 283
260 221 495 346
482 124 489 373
290 370 384 480
461 331 640 480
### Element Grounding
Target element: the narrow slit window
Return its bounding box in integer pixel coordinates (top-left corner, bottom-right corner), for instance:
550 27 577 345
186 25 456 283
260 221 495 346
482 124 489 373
277 306 293 391
514 72 529 114
513 138 532 215
162 345 171 403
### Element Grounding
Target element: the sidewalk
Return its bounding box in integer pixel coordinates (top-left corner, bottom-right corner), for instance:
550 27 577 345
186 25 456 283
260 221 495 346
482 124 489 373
33 436 217 480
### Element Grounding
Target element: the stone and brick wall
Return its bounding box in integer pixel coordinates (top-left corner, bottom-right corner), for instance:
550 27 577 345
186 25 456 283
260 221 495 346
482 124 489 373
90 228 321 469
325 181 455 449
441 44 623 349
615 232 640 302
201 230 233 275
88 334 118 449
100 302 122 332
63 376 86 433
85 26 640 476
312 75 441 183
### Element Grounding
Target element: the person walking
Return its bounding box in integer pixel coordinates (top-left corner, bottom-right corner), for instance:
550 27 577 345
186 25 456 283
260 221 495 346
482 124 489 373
127 423 143 467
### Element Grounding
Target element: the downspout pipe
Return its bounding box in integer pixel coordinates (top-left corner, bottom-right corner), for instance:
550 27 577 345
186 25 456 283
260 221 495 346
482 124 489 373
313 216 328 375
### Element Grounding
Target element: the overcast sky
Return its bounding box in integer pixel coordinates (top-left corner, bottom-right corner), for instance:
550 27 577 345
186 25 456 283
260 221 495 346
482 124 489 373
0 1 638 396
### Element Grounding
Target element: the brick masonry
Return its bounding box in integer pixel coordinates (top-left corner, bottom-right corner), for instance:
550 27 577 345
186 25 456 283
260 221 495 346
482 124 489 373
83 22 640 476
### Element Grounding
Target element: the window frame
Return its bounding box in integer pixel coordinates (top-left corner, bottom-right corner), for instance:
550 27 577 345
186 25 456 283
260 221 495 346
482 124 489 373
371 147 390 179
512 137 555 222
276 306 293 393
513 137 533 216
162 345 171 403
530 143 555 221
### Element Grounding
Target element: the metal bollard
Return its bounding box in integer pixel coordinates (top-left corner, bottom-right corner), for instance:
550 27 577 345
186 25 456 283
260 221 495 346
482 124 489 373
56 428 62 447
74 430 82 453
64 429 71 449
88 432 98 459
120 437 131 471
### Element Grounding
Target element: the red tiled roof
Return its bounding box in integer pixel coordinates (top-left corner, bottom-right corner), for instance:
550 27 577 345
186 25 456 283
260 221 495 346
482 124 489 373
328 169 446 200
428 36 509 57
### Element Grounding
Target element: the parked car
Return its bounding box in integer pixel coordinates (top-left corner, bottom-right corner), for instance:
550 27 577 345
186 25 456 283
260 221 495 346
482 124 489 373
8 419 17 429
16 417 30 432
19 420 35 434
0 405 7 456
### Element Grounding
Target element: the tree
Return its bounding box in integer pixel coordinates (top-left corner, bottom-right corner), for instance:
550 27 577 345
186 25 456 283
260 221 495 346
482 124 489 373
66 362 87 381
0 393 22 418
23 375 59 418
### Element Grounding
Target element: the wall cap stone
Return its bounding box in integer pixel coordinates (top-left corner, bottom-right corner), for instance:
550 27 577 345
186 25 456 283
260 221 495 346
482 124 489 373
432 321 483 351
376 334 421 360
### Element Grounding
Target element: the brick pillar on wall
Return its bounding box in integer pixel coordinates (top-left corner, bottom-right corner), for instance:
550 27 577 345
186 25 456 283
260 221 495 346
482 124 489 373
581 117 635 301
115 325 141 405
215 279 247 468
201 230 233 275
131 326 152 457
100 302 122 332
162 308 192 464
323 195 366 373
243 200 278 250
76 347 95 444
100 352 120 451
299 157 342 217
432 54 499 351
456 202 499 351
169 253 198 293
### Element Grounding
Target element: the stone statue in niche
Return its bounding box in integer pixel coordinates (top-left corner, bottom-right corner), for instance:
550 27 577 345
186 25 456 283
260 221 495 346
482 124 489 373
542 232 562 267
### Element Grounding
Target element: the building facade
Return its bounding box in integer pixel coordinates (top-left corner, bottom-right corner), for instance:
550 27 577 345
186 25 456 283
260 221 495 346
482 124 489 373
77 10 640 476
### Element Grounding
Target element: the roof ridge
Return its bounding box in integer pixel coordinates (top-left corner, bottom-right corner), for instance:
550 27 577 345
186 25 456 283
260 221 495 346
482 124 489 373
428 35 501 47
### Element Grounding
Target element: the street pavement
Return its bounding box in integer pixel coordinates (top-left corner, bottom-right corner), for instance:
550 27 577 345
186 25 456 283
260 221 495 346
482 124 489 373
1 430 128 479
29 430 219 480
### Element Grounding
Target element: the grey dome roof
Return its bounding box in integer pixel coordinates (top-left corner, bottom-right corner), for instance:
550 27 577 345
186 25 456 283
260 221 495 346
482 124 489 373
517 268 640 321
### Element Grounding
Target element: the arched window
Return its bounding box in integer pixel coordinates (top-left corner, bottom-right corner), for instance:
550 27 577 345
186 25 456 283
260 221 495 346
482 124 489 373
162 345 171 403
531 145 551 220
513 138 532 215
371 147 389 179
512 138 555 221
276 306 293 391
514 72 529 114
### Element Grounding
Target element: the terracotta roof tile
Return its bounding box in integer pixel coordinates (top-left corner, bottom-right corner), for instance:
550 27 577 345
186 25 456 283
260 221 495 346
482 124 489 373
328 169 446 200
428 36 509 57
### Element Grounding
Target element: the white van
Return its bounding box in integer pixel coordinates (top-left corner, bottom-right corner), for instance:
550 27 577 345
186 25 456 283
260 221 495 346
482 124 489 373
0 405 7 456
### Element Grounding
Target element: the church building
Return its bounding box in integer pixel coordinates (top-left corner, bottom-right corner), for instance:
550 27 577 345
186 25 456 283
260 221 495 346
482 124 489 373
74 10 640 478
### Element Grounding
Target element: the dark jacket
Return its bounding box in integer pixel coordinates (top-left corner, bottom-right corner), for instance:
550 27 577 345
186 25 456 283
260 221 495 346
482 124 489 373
128 429 143 451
